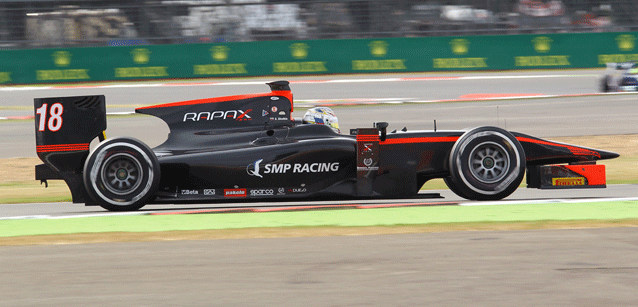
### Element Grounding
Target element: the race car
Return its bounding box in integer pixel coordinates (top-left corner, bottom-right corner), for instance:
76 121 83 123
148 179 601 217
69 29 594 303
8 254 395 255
34 81 619 211
600 62 638 92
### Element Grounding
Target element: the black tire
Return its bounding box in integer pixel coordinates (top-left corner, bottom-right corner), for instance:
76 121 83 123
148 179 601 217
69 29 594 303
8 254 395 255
443 176 469 199
600 76 610 92
447 127 525 201
83 137 160 211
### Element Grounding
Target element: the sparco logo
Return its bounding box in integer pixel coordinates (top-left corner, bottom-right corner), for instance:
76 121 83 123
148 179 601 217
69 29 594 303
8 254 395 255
247 160 340 178
183 109 252 122
250 189 274 196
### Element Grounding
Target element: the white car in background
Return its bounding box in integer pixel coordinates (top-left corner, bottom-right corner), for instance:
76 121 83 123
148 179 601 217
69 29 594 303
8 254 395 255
600 62 638 92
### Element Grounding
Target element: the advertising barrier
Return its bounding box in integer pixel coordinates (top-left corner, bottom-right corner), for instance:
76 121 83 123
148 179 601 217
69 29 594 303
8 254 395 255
0 32 636 84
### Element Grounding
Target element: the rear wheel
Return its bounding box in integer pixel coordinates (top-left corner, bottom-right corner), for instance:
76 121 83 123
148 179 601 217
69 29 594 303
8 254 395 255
600 76 610 92
447 127 525 201
83 137 160 211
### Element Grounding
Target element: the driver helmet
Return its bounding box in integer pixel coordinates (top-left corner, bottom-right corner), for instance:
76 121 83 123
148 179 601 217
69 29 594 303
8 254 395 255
302 107 340 133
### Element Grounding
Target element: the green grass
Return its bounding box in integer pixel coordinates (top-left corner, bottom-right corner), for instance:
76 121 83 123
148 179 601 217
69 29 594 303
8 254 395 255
2 200 638 238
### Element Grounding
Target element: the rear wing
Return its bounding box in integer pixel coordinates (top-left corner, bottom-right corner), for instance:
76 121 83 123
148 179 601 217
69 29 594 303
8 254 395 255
34 95 107 203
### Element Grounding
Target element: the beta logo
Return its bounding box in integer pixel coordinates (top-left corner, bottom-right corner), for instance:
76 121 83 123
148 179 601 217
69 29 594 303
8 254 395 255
224 189 247 197
247 159 340 178
183 109 252 122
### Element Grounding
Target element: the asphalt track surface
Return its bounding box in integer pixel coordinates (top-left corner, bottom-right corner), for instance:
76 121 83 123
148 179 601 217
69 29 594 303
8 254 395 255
3 228 638 306
2 70 638 306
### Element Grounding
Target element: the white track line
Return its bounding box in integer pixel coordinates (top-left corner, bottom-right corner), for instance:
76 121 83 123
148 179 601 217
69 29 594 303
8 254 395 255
2 197 637 220
0 74 595 92
459 197 638 206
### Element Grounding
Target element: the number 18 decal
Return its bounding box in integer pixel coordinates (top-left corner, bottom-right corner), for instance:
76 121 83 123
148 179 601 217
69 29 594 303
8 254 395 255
36 103 64 132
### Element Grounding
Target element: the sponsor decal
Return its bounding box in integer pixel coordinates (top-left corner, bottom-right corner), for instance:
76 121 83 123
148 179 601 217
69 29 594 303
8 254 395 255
181 189 199 195
277 188 286 195
357 166 379 171
352 41 407 70
224 189 247 197
132 48 151 64
270 97 279 101
115 67 168 78
363 158 373 167
552 177 585 186
183 109 252 122
273 61 327 73
431 39 487 69
598 54 638 65
0 72 11 83
271 106 278 112
53 51 72 67
290 43 309 59
192 46 249 75
250 189 274 196
114 48 169 78
515 37 570 67
450 38 470 55
270 117 289 121
211 46 229 61
363 143 374 153
37 51 91 81
273 43 328 73
433 58 487 69
246 159 264 178
616 34 636 51
288 188 307 193
204 189 215 195
193 63 248 75
352 59 406 71
515 56 570 67
532 36 552 53
262 110 269 117
247 160 340 178
358 157 379 171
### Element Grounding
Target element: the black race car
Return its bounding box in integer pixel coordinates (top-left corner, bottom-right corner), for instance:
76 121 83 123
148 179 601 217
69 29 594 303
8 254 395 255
35 81 619 211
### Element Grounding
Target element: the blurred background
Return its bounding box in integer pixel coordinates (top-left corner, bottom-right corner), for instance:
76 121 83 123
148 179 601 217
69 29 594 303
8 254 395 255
0 0 636 48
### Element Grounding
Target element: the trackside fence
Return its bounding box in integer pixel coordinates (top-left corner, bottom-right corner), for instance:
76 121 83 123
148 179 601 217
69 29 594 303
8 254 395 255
0 31 636 84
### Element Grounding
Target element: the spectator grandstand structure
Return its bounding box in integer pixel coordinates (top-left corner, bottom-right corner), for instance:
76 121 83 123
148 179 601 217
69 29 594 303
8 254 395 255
0 0 636 48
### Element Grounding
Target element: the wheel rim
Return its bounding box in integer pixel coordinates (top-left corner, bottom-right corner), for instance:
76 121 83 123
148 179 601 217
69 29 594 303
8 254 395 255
468 141 510 183
102 153 143 195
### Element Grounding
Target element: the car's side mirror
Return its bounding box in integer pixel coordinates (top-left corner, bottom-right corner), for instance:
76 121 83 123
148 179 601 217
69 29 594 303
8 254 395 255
375 122 389 141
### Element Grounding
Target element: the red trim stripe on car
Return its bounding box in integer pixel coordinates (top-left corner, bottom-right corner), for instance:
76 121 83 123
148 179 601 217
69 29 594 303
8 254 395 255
516 137 601 158
136 93 272 110
381 136 459 145
36 143 90 152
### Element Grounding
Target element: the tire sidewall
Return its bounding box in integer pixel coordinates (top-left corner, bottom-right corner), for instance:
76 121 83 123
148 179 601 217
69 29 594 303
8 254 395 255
83 137 159 211
449 127 525 200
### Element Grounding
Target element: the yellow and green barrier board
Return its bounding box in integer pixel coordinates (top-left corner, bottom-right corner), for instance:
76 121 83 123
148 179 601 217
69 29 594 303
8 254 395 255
0 32 636 84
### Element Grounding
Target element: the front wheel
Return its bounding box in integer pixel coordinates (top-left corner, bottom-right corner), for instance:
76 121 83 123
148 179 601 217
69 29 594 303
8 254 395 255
447 127 525 200
83 137 160 211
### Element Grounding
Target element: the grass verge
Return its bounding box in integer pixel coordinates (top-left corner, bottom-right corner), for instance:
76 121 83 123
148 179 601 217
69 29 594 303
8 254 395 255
1 201 638 245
